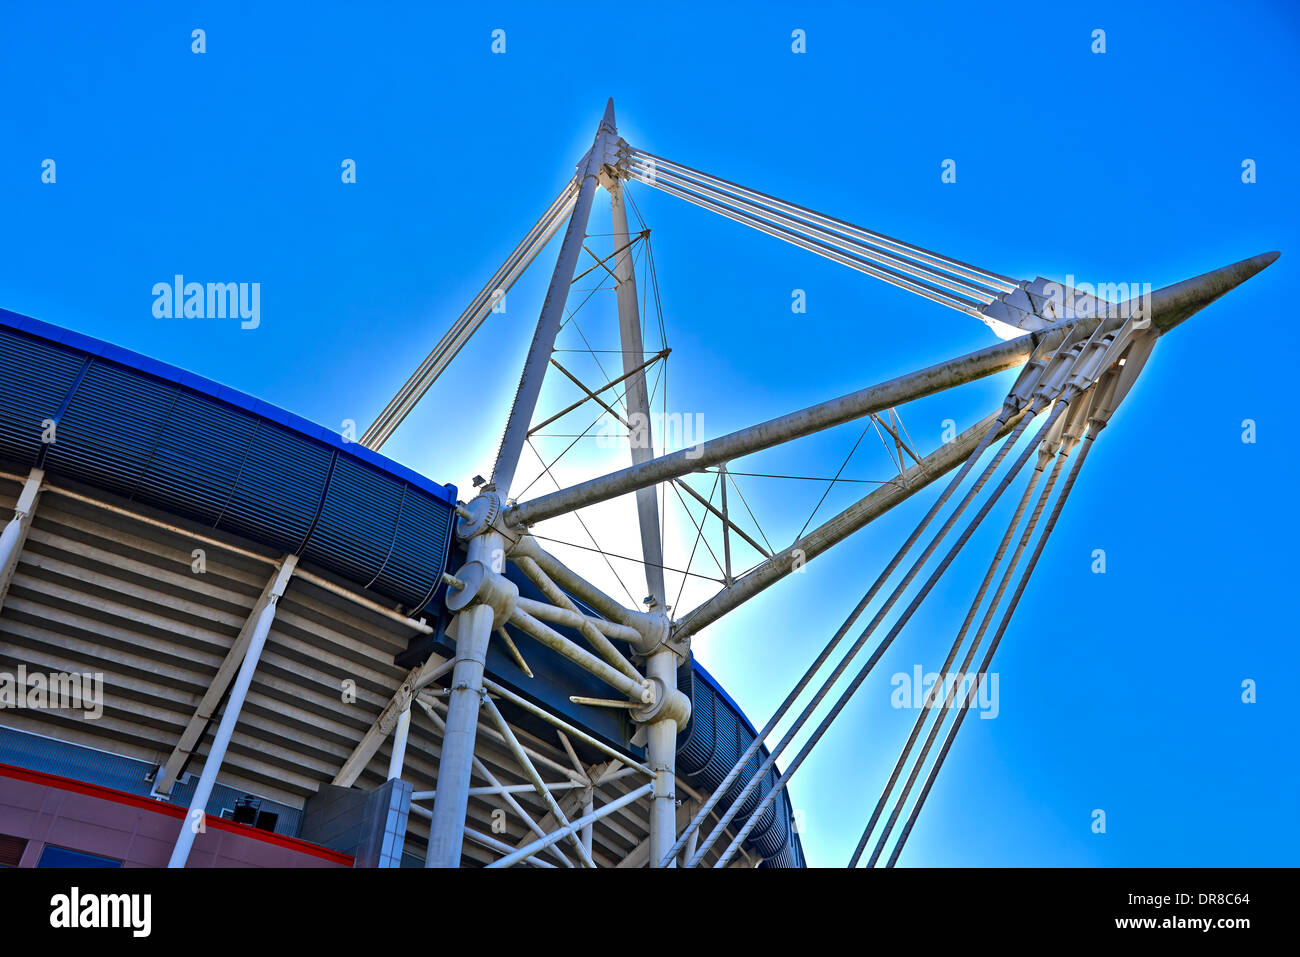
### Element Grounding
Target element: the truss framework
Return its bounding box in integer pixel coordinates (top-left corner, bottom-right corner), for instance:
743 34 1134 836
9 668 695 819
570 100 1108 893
353 99 1276 867
41 98 1268 868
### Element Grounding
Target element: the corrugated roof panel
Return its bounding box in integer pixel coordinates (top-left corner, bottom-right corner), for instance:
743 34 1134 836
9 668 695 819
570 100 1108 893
0 331 84 463
722 748 763 824
136 389 260 525
303 456 405 593
371 488 454 608
747 769 789 858
678 658 806 866
760 843 799 868
44 362 175 496
703 695 743 791
215 419 332 547
677 668 718 778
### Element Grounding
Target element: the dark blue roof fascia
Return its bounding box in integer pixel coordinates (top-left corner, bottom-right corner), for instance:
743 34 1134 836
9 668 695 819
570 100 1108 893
0 308 457 507
692 658 758 740
684 658 808 868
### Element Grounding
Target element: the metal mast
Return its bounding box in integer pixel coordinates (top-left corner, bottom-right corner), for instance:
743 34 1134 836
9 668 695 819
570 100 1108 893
355 98 1278 867
605 108 678 866
424 105 612 867
490 103 617 496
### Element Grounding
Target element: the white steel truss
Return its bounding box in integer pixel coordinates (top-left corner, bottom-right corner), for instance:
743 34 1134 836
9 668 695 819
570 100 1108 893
353 98 1277 867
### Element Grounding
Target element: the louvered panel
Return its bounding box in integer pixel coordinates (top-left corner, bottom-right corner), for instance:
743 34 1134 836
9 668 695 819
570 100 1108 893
44 362 174 496
302 456 403 592
216 420 330 547
370 489 454 608
136 389 258 525
0 330 83 463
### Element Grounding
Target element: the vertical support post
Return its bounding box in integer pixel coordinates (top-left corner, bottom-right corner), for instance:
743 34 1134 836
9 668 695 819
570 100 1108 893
606 104 680 866
490 102 617 495
387 706 412 781
0 468 44 612
168 554 298 868
646 649 679 868
609 173 667 606
425 530 503 867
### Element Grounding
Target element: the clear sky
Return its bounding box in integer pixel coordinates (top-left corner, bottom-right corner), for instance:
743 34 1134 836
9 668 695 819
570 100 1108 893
1 1 1296 866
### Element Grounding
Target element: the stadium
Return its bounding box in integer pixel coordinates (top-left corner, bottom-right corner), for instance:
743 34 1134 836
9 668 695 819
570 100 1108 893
0 96 1278 871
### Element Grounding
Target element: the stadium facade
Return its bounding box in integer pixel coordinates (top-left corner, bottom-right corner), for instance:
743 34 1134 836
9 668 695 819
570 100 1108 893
1 99 1276 870
0 308 804 868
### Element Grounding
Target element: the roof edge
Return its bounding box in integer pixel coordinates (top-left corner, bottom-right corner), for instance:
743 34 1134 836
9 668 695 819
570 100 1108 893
0 307 458 507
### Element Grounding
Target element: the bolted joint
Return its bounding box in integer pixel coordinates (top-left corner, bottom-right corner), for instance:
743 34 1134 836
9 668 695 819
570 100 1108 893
454 491 519 547
444 560 519 630
631 676 691 731
627 608 672 657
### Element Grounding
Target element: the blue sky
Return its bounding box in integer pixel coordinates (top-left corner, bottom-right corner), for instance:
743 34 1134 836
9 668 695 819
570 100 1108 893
1 1 1296 866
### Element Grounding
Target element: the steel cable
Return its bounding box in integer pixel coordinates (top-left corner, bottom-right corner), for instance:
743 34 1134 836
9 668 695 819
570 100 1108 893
362 179 579 448
626 167 987 316
851 444 1067 866
884 430 1100 866
708 401 1069 868
686 405 1052 866
628 149 1017 294
628 159 1001 305
660 404 1024 866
